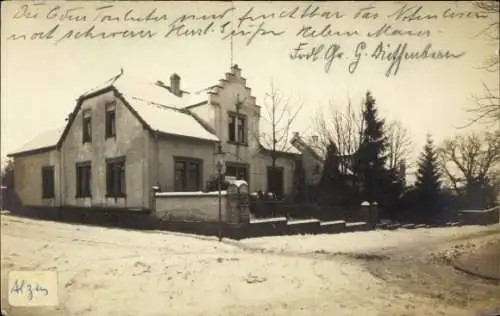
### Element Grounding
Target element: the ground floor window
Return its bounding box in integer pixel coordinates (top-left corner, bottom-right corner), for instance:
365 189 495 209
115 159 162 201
76 162 91 197
41 166 55 198
106 157 126 197
174 157 202 191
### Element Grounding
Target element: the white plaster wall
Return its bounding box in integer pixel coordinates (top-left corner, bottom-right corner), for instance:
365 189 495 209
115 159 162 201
60 90 149 209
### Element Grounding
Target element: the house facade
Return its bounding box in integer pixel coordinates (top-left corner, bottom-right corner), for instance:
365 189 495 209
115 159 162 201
8 65 309 212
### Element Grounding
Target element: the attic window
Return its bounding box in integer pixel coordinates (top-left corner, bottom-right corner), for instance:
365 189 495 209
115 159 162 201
82 110 92 143
105 102 116 138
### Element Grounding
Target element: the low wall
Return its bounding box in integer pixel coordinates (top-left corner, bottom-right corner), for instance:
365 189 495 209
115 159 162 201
459 207 500 226
12 206 154 230
320 220 346 234
287 219 321 235
154 191 229 222
10 204 373 239
247 217 288 237
345 221 369 232
246 217 369 237
155 220 248 240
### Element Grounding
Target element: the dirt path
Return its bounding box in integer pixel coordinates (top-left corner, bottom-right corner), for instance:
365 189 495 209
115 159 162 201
363 230 500 314
453 239 500 282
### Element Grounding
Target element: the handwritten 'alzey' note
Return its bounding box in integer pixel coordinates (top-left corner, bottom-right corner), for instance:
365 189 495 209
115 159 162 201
8 270 59 307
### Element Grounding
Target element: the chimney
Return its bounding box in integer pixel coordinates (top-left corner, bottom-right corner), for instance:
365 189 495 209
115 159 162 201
231 64 241 77
170 73 181 96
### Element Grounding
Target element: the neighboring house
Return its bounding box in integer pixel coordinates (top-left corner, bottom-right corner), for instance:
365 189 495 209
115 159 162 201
290 132 324 186
7 65 304 211
291 132 362 187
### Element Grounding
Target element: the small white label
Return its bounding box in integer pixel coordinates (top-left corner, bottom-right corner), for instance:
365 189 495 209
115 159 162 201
8 270 59 307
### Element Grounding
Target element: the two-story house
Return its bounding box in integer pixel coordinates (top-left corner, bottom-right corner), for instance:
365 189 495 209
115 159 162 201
7 65 304 212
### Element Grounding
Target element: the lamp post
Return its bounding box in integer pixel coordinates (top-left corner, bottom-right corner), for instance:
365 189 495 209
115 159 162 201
215 143 225 242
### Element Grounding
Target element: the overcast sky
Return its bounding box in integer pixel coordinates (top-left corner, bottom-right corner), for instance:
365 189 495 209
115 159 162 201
1 1 498 169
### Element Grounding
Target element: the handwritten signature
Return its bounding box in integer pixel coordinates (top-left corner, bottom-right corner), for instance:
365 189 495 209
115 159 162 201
289 42 344 73
289 40 466 76
10 279 49 301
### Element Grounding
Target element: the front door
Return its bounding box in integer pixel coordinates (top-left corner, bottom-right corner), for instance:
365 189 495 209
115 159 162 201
267 166 284 199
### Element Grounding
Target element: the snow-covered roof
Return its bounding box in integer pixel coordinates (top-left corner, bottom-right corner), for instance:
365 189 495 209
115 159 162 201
126 97 219 142
8 127 64 156
260 143 301 155
290 133 322 160
78 71 217 142
82 72 209 109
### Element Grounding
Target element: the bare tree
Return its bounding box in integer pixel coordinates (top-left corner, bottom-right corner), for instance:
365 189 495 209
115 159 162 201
259 81 303 169
439 131 500 194
385 120 414 171
467 83 500 127
464 1 500 128
311 99 364 173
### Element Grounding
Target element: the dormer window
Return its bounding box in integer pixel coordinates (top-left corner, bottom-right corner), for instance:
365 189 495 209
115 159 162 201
105 102 116 138
228 111 247 145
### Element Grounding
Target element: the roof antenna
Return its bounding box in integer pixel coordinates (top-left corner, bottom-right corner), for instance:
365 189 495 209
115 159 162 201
229 2 235 67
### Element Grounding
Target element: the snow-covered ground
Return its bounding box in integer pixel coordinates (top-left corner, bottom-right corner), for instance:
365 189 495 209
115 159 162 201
1 213 499 316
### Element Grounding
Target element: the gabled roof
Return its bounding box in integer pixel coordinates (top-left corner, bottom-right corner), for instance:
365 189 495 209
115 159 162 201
7 127 64 157
290 133 356 175
56 71 219 147
290 133 323 161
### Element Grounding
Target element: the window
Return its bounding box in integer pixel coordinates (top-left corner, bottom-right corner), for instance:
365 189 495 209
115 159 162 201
105 102 116 138
228 115 236 142
314 164 321 174
76 162 91 197
174 158 202 192
41 166 55 198
106 157 126 197
237 117 246 144
82 110 92 143
227 112 247 144
226 163 249 182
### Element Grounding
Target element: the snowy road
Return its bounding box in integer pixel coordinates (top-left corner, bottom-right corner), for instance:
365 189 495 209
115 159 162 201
1 213 499 316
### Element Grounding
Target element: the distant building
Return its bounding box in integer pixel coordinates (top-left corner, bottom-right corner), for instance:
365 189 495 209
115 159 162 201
290 132 324 186
8 65 316 212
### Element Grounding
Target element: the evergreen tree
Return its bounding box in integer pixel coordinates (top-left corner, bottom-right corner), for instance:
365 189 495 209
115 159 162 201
414 134 442 221
318 142 341 205
318 142 357 213
354 91 388 204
